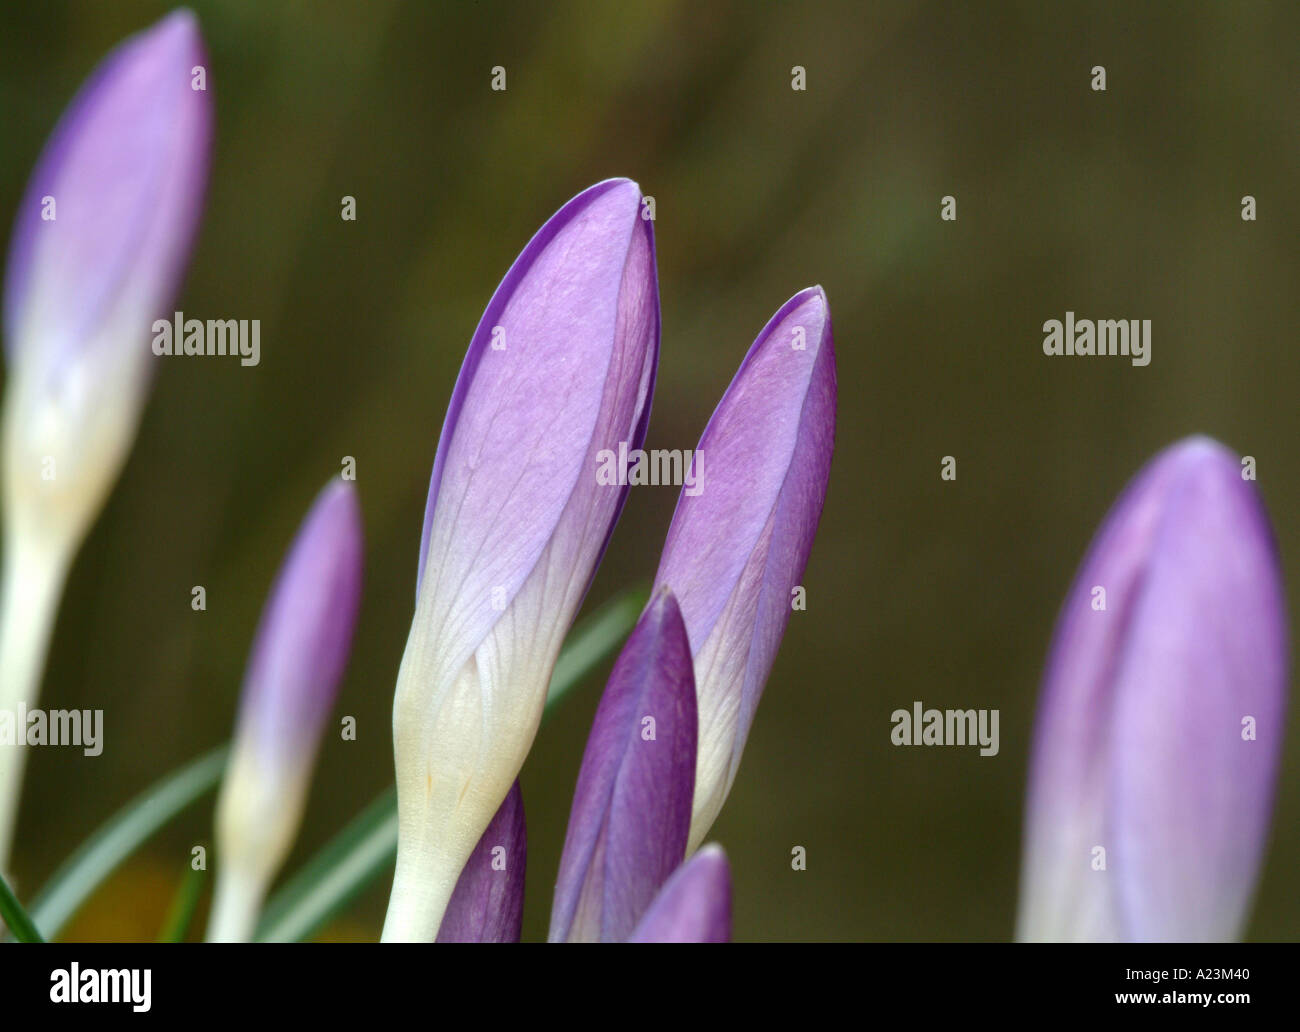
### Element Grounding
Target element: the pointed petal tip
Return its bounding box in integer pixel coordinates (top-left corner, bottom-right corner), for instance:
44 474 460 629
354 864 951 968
1162 434 1236 472
644 583 683 623
130 8 209 80
793 283 828 309
752 286 832 365
304 478 363 553
628 845 732 943
692 843 730 873
567 176 644 217
319 476 360 513
596 175 642 195
153 7 203 44
1140 435 1278 556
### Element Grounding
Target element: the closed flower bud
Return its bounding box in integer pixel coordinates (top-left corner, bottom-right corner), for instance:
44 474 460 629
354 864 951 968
0 10 213 870
549 590 696 943
383 179 659 941
1017 437 1288 942
209 481 363 942
651 287 835 848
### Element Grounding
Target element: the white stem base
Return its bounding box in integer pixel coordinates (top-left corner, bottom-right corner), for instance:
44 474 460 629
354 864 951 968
380 846 458 943
0 529 71 875
205 868 268 943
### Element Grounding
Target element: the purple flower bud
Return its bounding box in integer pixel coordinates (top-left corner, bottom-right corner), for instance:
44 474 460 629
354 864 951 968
210 480 363 941
651 287 835 848
1017 437 1288 942
0 8 212 873
3 9 212 549
384 178 659 941
628 845 732 943
549 590 696 943
436 780 527 943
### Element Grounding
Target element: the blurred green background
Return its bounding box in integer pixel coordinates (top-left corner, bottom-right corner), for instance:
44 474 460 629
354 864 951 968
2 0 1298 941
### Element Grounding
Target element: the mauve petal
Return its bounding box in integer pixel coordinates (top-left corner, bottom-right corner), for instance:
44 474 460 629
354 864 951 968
415 176 656 599
386 179 658 941
479 183 658 667
1109 443 1287 941
1017 437 1287 942
1018 443 1189 941
212 479 364 939
628 845 732 943
652 287 835 846
5 9 211 370
437 781 526 943
238 480 364 767
549 590 696 943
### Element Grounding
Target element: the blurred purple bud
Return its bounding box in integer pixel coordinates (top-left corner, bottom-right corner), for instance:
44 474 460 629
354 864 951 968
3 9 212 548
210 480 363 941
0 10 212 872
1017 437 1288 942
232 480 363 766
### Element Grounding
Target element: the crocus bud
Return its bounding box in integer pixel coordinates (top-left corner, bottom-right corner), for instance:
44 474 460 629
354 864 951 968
652 287 835 849
0 10 212 870
629 844 732 943
209 481 363 942
436 780 526 943
1017 437 1288 943
3 9 211 552
549 590 696 943
383 178 659 941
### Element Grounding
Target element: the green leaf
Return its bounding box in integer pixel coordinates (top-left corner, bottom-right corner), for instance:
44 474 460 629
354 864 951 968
545 586 647 710
29 745 228 941
256 586 646 942
157 863 207 943
0 869 44 942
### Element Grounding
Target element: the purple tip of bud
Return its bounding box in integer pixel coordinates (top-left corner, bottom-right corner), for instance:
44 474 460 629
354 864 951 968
436 780 527 943
628 845 732 943
237 480 364 763
652 286 835 837
4 9 212 368
549 590 697 943
1019 436 1288 942
415 176 658 601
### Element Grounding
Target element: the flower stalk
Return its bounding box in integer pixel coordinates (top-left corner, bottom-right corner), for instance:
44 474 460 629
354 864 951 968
0 9 212 874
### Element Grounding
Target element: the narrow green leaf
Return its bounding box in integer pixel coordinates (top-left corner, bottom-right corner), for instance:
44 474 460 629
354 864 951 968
256 586 646 942
0 870 44 942
29 745 228 941
545 586 648 710
158 864 207 943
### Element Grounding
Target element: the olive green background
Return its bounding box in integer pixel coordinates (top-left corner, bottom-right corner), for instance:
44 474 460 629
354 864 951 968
2 1 1297 941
